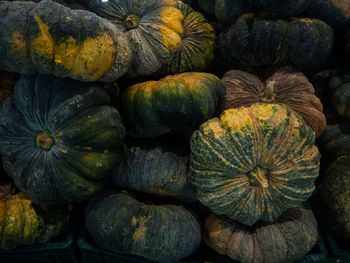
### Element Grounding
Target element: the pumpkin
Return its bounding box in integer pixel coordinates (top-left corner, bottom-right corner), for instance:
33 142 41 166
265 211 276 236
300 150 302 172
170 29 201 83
0 0 132 82
248 0 311 16
204 207 318 263
115 145 196 203
219 14 334 68
0 182 70 250
85 191 201 263
319 155 350 239
0 71 19 107
0 74 125 205
82 0 184 76
190 103 320 226
330 68 350 118
222 69 326 137
120 72 226 138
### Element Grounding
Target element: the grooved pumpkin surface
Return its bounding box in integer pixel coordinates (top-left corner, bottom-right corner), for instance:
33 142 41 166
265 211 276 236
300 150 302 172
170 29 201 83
330 68 350 119
190 103 320 225
248 0 311 16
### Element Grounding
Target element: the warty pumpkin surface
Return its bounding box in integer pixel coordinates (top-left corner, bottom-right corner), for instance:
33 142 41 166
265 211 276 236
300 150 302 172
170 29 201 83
329 68 350 119
0 0 132 82
85 191 201 263
120 72 226 138
190 103 320 225
222 69 326 137
0 74 125 205
204 207 318 263
0 71 19 107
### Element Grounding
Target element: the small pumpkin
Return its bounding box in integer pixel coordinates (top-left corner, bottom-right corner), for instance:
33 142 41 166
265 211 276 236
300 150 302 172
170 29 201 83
204 207 318 263
120 72 226 138
248 0 312 16
0 71 19 107
222 69 326 137
0 74 125 205
0 0 132 82
329 68 350 118
85 191 201 263
190 103 320 225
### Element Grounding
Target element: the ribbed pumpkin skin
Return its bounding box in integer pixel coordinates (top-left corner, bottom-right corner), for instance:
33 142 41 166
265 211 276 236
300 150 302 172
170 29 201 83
190 103 320 225
85 192 201 263
329 68 350 119
0 75 125 205
0 0 132 82
0 71 19 107
219 14 334 68
120 72 226 138
115 146 196 203
248 0 311 16
222 69 326 137
0 183 70 250
204 207 318 263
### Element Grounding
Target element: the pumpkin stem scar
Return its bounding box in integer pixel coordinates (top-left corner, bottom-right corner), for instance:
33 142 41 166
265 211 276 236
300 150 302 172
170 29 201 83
124 14 141 29
262 80 277 102
247 166 269 188
36 130 54 151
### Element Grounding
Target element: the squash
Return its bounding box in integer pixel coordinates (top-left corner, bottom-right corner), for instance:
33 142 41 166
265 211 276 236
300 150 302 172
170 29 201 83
120 72 226 138
190 103 320 225
0 182 70 250
219 14 334 68
330 68 350 118
0 74 125 205
0 0 132 82
115 145 196 203
204 207 318 263
0 71 19 107
85 191 201 263
248 0 311 16
222 69 326 137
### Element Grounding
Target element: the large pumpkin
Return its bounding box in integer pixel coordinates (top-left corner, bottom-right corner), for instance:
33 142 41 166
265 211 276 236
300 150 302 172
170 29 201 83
0 71 19 107
85 191 201 263
190 103 320 225
0 74 125 205
204 207 318 263
329 68 350 118
120 72 226 138
219 14 334 68
0 182 70 250
222 69 326 137
0 0 132 82
248 0 311 16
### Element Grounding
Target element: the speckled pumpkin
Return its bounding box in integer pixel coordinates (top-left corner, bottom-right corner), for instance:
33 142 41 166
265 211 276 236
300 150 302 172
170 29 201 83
120 72 226 138
204 207 318 263
0 71 19 107
0 182 70 250
219 14 334 68
85 191 201 263
248 0 311 16
329 68 350 119
0 74 125 205
190 103 320 225
115 146 196 203
0 0 132 82
222 69 326 137
319 155 350 239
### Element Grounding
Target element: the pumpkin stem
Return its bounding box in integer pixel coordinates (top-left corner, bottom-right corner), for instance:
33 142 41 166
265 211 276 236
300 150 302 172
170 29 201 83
263 80 276 101
124 14 141 29
247 167 269 188
36 130 54 151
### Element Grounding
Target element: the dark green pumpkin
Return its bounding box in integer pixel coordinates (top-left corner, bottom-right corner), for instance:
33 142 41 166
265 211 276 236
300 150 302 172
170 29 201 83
329 68 350 118
0 0 132 82
0 71 19 107
85 191 201 263
0 74 125 205
248 0 312 16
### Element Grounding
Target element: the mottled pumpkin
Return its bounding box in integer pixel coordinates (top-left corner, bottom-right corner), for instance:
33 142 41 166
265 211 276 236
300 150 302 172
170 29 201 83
329 68 350 118
120 72 226 138
85 191 201 263
0 74 125 205
0 71 19 107
248 0 311 16
0 182 70 250
319 155 350 239
204 207 318 263
222 69 326 137
115 146 196 203
0 0 132 82
190 103 320 225
219 14 334 68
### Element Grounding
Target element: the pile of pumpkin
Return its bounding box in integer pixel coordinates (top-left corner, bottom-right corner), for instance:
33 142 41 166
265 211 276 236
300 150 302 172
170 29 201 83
0 0 349 262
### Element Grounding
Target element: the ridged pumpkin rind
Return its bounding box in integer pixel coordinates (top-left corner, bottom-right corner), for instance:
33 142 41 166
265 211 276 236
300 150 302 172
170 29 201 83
248 0 311 16
329 68 350 119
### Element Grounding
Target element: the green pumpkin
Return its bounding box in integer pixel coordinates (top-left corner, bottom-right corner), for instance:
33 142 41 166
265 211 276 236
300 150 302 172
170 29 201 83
0 71 19 107
329 68 350 119
248 0 311 16
85 191 201 263
0 182 70 250
204 207 318 263
0 74 125 205
190 103 320 225
0 0 132 82
120 72 226 138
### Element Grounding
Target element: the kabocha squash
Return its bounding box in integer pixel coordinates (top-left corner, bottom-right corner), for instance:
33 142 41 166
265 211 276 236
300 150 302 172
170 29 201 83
0 74 125 205
0 182 70 250
115 146 196 203
329 68 350 119
222 69 326 137
219 14 334 68
204 207 318 263
248 0 311 16
0 0 132 82
0 71 19 107
85 192 201 263
190 103 320 225
120 72 226 138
